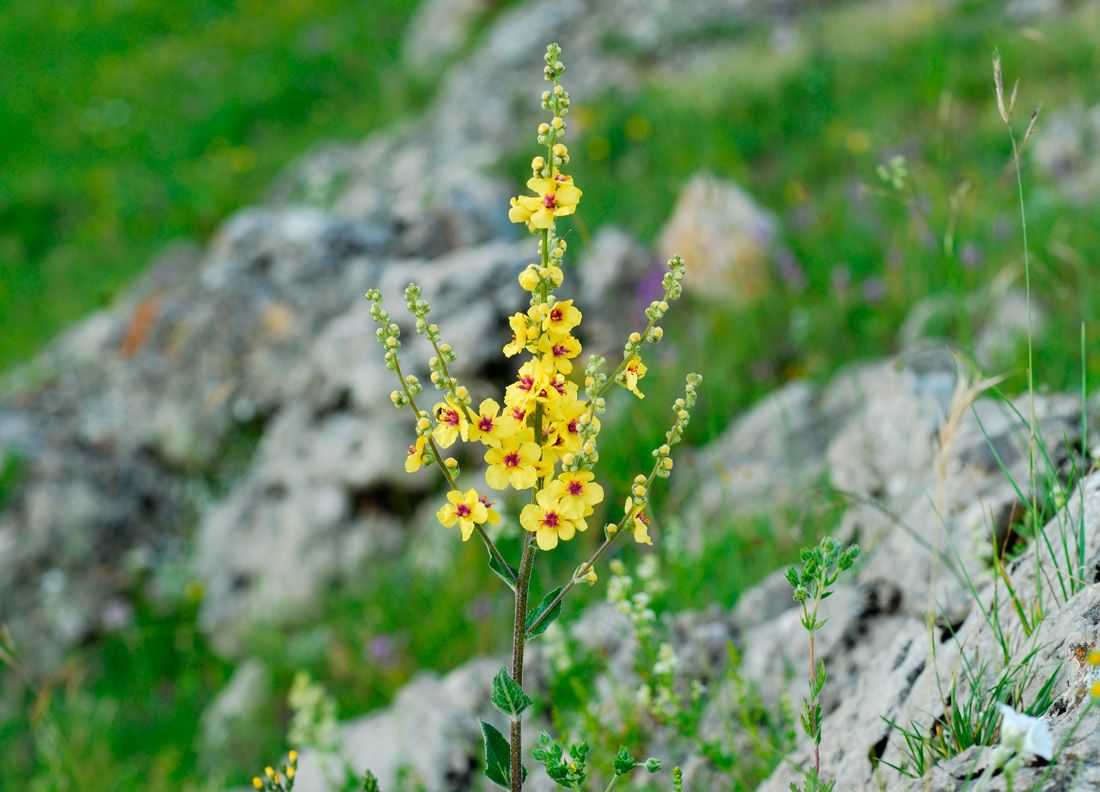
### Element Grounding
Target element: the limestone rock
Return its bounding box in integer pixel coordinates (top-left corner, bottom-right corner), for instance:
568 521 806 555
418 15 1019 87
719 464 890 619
657 172 779 304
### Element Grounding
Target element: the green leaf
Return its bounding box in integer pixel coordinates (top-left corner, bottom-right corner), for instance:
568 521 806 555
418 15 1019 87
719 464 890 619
489 554 519 592
525 586 563 637
491 667 533 720
479 719 526 789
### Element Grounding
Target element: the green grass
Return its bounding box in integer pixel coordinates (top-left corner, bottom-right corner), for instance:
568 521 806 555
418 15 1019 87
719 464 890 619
0 0 425 371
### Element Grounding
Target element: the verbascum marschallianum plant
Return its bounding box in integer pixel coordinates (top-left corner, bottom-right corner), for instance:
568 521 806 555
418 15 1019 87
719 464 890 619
363 43 698 791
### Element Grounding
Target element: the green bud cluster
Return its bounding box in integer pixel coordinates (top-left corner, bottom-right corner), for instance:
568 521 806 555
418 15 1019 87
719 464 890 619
611 746 660 776
536 43 570 149
365 289 405 371
533 731 588 788
663 373 702 451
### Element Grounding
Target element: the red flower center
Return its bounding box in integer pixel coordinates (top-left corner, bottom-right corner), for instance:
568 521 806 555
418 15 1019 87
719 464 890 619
478 416 495 431
542 511 559 528
550 308 563 322
552 344 568 357
542 193 558 210
511 407 527 421
456 504 471 517
567 481 584 496
504 452 521 468
517 375 534 392
567 420 579 434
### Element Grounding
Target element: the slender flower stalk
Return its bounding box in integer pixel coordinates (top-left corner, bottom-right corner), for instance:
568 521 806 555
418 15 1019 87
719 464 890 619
363 43 698 791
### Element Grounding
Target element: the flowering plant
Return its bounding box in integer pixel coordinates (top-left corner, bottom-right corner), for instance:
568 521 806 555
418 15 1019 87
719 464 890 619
362 43 699 791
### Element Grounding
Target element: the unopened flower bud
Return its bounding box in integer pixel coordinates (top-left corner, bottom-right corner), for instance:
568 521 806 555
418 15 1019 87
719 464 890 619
429 356 439 367
583 442 596 455
606 523 618 536
634 474 646 484
552 143 568 157
551 116 563 129
562 453 576 466
439 344 451 354
678 409 689 420
538 122 550 135
554 84 564 95
629 332 641 344
662 457 673 470
542 90 551 101
417 418 430 431
532 156 546 171
633 485 646 498
579 413 591 425
390 391 401 404
455 385 468 399
445 458 458 468
659 444 671 455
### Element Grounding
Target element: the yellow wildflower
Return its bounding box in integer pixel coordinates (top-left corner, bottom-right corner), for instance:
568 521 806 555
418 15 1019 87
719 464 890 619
557 470 604 521
624 496 652 545
503 312 537 357
520 481 582 550
484 437 542 490
622 355 647 399
467 398 512 447
508 174 582 231
436 488 490 541
539 332 581 374
432 399 468 447
543 299 582 338
405 435 429 473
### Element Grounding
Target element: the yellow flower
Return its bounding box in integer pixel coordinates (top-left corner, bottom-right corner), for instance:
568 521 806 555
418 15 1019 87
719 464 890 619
624 496 652 545
520 482 582 550
505 358 551 412
503 312 537 357
478 494 502 525
436 488 490 541
432 399 468 447
544 299 582 339
484 437 542 490
575 563 598 585
557 470 604 520
508 174 582 230
467 398 513 447
621 355 647 399
405 435 429 473
539 332 581 375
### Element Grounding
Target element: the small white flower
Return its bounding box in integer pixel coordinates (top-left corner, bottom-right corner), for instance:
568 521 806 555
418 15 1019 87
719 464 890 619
996 703 1054 760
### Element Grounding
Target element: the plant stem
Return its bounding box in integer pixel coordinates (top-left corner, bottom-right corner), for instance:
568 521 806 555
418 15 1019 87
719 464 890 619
808 618 819 777
510 530 537 792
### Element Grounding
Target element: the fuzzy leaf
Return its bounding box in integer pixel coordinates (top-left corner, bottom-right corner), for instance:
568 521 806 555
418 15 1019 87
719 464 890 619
489 554 519 592
491 667 533 720
525 587 564 637
479 719 526 789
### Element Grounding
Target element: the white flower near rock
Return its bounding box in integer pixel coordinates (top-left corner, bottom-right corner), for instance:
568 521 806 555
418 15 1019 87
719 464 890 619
995 703 1054 761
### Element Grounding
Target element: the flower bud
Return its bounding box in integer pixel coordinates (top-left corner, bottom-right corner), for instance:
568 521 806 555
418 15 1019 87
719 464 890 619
662 457 673 470
583 442 596 455
562 453 576 466
532 156 546 171
633 484 646 498
551 117 563 130
542 90 551 101
417 418 430 431
538 122 550 135
431 371 441 384
629 332 641 344
445 458 458 468
554 84 564 95
455 385 469 399
552 143 568 157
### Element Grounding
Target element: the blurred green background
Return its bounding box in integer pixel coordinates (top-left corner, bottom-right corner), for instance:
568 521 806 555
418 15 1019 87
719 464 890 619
3 0 1100 789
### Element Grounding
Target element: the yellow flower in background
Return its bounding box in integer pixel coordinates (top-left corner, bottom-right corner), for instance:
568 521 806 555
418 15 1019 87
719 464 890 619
484 437 542 490
622 355 648 399
520 481 582 550
624 496 652 545
508 174 582 230
437 488 490 541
